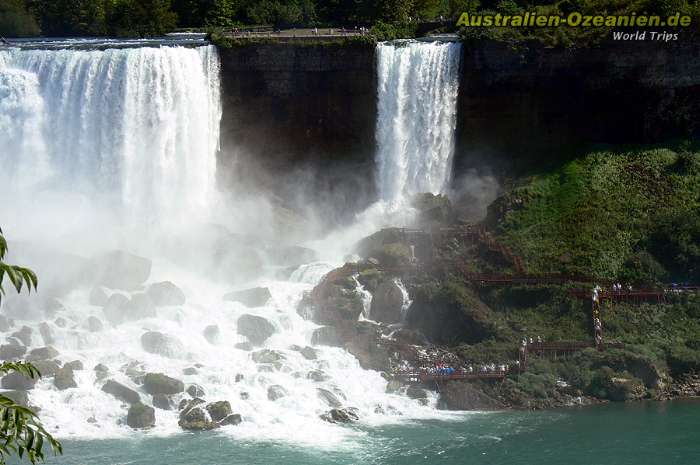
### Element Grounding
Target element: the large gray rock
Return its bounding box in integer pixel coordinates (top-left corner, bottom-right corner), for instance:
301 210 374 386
219 413 242 426
317 388 342 407
85 316 104 332
89 286 109 306
11 326 32 346
120 293 156 322
102 380 140 405
0 344 26 361
203 325 221 345
1 372 36 390
38 322 54 345
2 390 29 407
126 403 155 429
65 360 84 371
140 331 185 359
27 346 59 361
186 384 205 398
320 408 359 424
251 349 284 364
369 279 406 324
143 373 184 396
33 360 61 377
153 394 172 410
54 366 77 390
267 385 287 401
237 314 275 346
311 326 341 347
102 293 129 326
93 251 152 290
147 281 186 306
206 401 232 422
224 288 272 307
178 398 217 431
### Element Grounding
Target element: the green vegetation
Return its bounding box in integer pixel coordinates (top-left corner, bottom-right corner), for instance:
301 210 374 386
0 228 62 464
458 0 700 48
492 147 700 281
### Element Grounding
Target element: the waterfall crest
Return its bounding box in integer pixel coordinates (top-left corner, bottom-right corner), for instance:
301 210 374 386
375 40 462 207
0 45 221 225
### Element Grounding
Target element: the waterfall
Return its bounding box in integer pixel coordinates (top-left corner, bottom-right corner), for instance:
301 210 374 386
0 45 221 225
375 40 462 207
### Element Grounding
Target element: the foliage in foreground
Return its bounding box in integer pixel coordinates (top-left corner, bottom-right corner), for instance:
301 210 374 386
0 229 62 464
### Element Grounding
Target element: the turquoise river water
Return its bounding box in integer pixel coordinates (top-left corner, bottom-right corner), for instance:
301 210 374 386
17 400 700 465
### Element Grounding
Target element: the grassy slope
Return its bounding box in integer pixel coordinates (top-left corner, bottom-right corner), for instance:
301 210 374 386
494 148 700 280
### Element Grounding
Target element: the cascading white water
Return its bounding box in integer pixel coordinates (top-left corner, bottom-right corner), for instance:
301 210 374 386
0 43 463 445
375 40 462 207
0 45 221 225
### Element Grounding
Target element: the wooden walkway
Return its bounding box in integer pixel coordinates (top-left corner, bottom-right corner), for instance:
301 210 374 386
393 372 507 384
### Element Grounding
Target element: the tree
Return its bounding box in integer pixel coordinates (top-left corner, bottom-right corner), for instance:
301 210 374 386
29 0 108 36
0 0 41 37
107 0 178 37
0 229 62 464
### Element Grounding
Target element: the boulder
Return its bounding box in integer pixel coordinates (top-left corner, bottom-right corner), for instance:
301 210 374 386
186 384 205 398
219 414 242 426
206 401 232 422
85 316 104 332
354 228 414 267
122 361 146 384
307 370 330 382
438 380 504 410
102 380 140 405
0 315 12 332
317 388 342 407
2 390 29 407
147 281 186 306
299 346 318 361
89 286 109 306
93 251 152 290
153 394 172 410
54 366 77 390
1 372 36 390
320 408 359 424
311 326 341 347
143 373 184 396
122 294 156 321
38 322 54 345
94 364 110 380
0 344 26 361
102 293 129 326
33 360 61 377
267 385 287 401
203 325 221 345
27 346 59 361
224 288 271 308
369 279 406 324
237 314 275 346
65 360 84 371
251 349 284 364
126 403 155 429
140 331 185 359
183 367 198 376
54 317 67 328
412 193 453 228
11 326 32 346
298 267 364 325
178 398 216 431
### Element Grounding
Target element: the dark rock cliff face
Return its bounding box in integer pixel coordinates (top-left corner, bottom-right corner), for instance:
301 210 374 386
218 43 377 223
218 40 700 216
455 40 700 175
